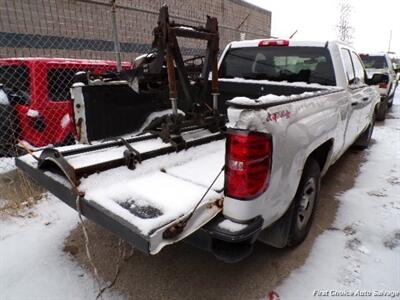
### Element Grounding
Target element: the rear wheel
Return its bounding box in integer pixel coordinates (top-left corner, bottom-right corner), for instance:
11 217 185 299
287 159 321 247
354 114 375 150
387 92 395 108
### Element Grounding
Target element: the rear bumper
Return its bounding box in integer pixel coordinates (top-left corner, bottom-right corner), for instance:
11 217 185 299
184 215 263 263
16 157 262 262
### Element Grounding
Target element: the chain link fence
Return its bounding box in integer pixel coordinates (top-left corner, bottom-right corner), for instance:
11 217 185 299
0 0 271 174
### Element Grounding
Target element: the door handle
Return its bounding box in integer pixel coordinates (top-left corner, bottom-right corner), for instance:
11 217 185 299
351 102 358 107
362 97 369 101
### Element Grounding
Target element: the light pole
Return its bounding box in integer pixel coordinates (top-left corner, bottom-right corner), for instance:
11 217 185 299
111 0 122 72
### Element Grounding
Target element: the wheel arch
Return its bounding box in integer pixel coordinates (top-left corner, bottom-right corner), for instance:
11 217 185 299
306 138 334 174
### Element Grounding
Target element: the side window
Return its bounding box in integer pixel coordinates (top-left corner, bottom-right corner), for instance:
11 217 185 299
0 65 30 105
350 52 365 84
47 68 79 101
341 49 355 84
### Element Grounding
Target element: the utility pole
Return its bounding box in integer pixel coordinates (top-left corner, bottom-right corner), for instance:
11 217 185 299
388 30 392 53
111 0 122 72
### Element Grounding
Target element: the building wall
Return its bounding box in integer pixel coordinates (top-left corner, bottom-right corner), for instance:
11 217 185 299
0 0 271 60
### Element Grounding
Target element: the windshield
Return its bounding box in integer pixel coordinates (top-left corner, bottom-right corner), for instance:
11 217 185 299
219 46 336 86
360 55 387 69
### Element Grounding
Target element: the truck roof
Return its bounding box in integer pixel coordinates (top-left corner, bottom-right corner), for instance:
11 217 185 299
0 57 131 66
229 39 351 49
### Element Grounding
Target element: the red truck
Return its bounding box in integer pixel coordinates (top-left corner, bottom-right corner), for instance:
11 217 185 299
0 58 131 155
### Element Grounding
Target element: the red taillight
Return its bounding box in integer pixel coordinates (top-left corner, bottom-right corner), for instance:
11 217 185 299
258 39 289 47
379 83 388 89
225 130 272 200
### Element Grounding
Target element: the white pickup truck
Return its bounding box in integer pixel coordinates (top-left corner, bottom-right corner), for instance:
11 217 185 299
360 52 399 120
17 39 384 262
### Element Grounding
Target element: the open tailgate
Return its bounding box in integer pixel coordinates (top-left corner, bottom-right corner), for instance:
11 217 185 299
16 136 225 255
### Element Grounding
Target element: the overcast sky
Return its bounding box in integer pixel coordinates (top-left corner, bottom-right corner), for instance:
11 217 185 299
245 0 400 55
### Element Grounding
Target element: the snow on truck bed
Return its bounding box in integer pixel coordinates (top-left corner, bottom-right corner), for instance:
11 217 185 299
228 90 330 106
219 77 341 90
220 78 342 106
19 138 225 235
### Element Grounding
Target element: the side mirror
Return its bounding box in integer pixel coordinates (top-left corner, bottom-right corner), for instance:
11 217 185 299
368 73 389 86
391 63 400 73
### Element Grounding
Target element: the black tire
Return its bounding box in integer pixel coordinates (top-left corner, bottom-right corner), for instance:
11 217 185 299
354 114 375 150
287 159 321 247
388 101 393 108
0 104 19 157
387 91 395 108
376 98 387 121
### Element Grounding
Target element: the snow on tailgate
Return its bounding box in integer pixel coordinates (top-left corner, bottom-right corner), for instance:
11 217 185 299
74 139 225 235
18 128 225 236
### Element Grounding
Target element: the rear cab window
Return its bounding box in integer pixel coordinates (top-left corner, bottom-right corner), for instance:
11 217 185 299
360 55 388 69
219 46 336 86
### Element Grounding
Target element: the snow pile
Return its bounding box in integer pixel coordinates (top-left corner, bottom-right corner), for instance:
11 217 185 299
0 157 16 174
228 90 328 106
218 219 247 232
0 195 124 299
276 91 400 299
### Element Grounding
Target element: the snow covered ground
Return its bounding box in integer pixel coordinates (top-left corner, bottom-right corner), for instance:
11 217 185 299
276 92 400 299
0 157 15 174
0 196 123 300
